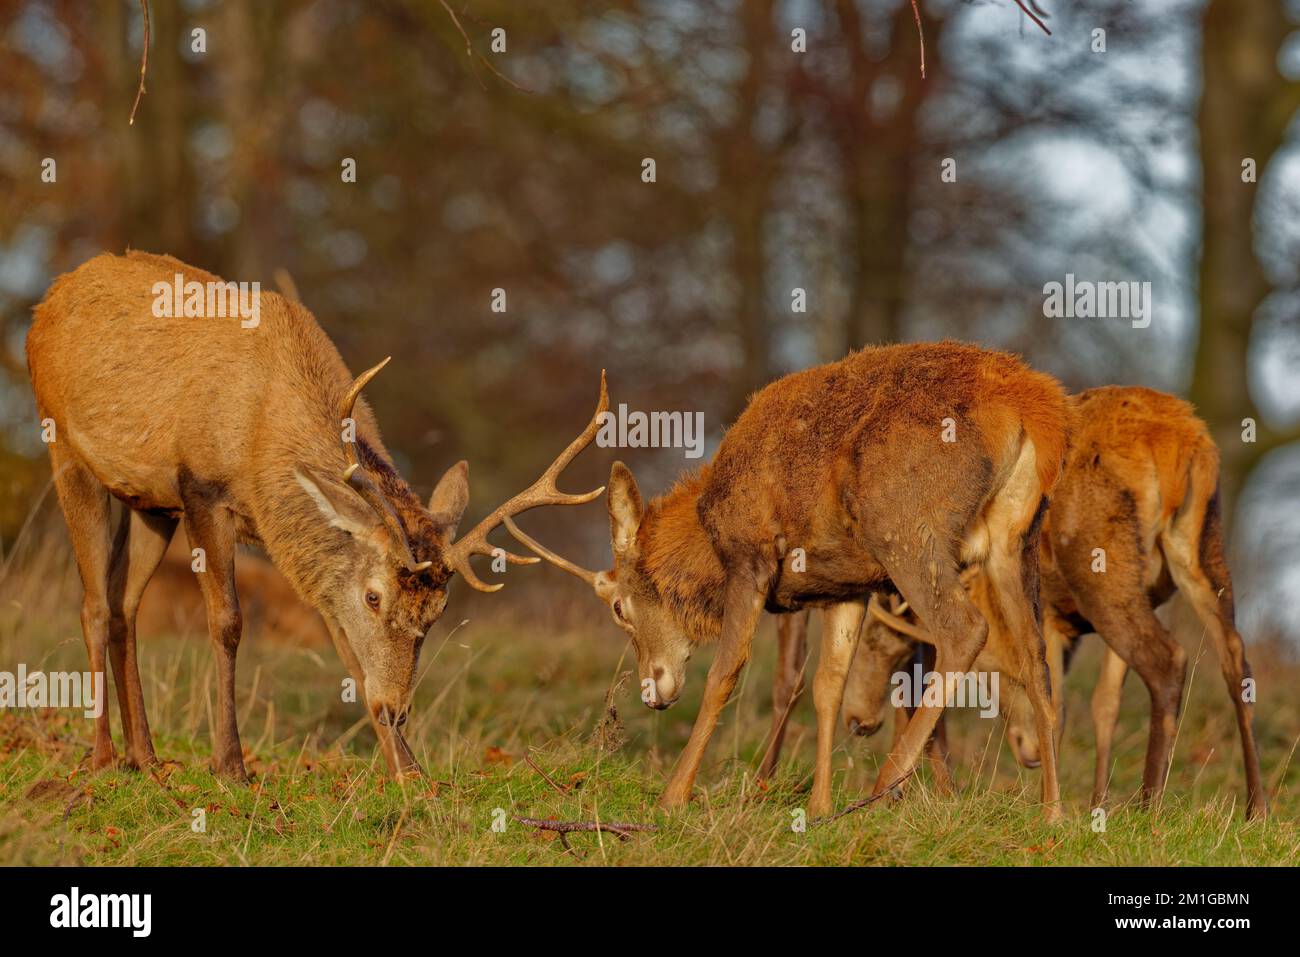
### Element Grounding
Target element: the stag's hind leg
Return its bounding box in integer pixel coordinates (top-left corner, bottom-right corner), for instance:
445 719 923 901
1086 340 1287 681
106 508 177 768
1064 540 1184 812
978 450 1061 818
869 557 987 803
1163 477 1266 819
49 450 117 769
758 610 810 782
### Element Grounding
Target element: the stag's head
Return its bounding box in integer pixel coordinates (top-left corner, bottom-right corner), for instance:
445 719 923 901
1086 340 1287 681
296 359 609 729
505 461 693 710
841 594 925 738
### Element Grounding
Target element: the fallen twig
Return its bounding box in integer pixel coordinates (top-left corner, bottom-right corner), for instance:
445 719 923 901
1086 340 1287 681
514 817 658 841
524 750 569 795
810 769 917 826
129 0 150 125
556 831 580 857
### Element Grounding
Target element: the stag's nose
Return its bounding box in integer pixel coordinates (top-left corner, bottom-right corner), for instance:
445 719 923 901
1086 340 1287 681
642 666 680 710
372 703 408 728
1008 728 1041 768
848 717 882 737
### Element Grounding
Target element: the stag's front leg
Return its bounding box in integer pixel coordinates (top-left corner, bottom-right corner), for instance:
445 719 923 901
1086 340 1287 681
808 602 867 817
1090 645 1128 808
660 576 766 810
183 506 247 780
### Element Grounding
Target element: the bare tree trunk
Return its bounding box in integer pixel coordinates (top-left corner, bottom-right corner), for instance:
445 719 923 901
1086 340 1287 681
720 0 778 417
1191 0 1300 514
835 0 943 356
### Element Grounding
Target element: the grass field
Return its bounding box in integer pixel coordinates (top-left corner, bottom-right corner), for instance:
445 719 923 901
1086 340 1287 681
1 531 1297 866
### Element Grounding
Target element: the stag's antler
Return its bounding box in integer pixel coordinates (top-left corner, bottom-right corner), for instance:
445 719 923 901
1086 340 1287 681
502 515 599 587
867 593 934 645
339 357 432 573
446 372 609 592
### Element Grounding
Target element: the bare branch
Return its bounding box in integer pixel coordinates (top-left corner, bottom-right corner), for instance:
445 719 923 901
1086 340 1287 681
1012 0 1052 37
810 769 917 826
437 0 535 94
514 817 658 841
128 0 150 125
911 0 925 79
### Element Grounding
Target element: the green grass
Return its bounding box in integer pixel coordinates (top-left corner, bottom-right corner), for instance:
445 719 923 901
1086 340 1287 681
0 543 1297 865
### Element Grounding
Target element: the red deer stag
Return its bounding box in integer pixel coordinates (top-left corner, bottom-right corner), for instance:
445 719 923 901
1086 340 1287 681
840 386 1267 819
26 251 606 780
506 342 1068 818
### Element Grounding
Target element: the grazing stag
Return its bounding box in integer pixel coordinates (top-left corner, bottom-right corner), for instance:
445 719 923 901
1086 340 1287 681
507 342 1068 818
840 386 1267 819
27 251 606 779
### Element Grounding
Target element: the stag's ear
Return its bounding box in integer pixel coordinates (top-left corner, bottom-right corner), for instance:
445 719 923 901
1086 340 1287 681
429 460 470 540
296 466 379 540
608 461 643 557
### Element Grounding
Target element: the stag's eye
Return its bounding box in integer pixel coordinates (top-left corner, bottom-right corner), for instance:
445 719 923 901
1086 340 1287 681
612 599 626 623
364 590 382 611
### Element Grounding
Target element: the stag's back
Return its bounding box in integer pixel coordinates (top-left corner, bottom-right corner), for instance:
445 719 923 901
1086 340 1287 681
699 341 1067 540
27 252 370 510
1065 386 1213 521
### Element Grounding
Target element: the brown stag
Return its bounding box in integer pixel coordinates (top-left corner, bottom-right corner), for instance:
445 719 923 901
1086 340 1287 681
838 386 1267 819
26 251 607 780
506 342 1068 818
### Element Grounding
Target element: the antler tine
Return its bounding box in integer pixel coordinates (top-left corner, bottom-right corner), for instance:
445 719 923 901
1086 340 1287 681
867 593 935 646
447 371 609 593
502 516 599 587
337 356 433 573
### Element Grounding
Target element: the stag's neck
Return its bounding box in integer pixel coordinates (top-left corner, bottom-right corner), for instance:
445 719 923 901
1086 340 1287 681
639 476 727 643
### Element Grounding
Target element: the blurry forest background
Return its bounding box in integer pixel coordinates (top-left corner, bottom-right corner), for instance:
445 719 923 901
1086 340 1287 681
1 0 1298 645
